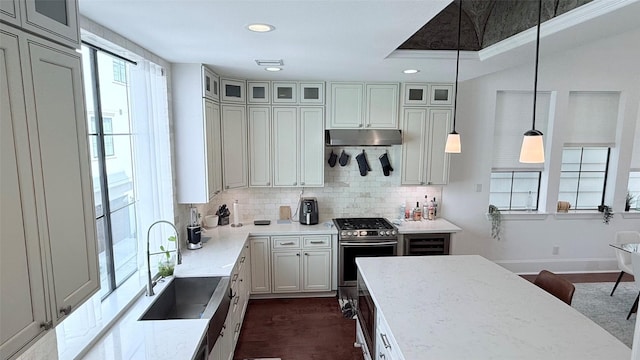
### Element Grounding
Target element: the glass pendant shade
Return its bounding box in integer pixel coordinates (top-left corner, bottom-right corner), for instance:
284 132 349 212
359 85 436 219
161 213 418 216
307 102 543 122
445 131 461 153
519 129 545 163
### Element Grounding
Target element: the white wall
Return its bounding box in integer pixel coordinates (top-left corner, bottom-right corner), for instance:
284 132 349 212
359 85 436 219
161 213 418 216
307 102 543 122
443 27 640 274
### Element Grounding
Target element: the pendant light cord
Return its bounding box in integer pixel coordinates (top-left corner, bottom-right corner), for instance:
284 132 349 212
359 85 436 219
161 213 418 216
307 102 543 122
452 0 463 133
531 0 542 131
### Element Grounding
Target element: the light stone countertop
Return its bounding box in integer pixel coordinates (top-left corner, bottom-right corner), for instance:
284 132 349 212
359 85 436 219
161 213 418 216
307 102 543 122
81 219 336 360
356 255 631 360
393 218 461 234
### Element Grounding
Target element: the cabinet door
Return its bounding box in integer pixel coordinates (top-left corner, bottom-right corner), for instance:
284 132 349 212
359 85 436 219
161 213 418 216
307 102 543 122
400 108 427 185
365 83 399 129
272 81 297 104
272 251 301 292
22 0 80 48
299 82 324 104
299 107 324 187
429 84 454 106
250 237 270 294
0 29 49 360
0 0 20 26
327 83 364 128
210 102 224 196
25 35 99 322
206 100 222 199
302 250 331 291
402 83 428 105
426 108 451 185
221 104 248 190
272 107 299 187
248 81 270 104
203 67 219 101
248 106 272 187
221 78 245 103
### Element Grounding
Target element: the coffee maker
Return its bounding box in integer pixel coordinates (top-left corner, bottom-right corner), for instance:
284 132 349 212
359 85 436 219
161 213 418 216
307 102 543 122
299 198 319 225
187 207 202 250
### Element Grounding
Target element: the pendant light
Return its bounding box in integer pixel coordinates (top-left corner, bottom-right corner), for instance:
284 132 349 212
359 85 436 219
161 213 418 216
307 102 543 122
519 0 545 163
445 0 463 154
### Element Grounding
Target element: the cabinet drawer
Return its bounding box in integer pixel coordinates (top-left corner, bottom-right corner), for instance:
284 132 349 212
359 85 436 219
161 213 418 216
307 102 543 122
272 236 301 249
303 235 331 248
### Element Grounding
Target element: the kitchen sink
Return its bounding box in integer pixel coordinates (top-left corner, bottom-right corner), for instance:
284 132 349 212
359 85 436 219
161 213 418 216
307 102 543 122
139 276 230 320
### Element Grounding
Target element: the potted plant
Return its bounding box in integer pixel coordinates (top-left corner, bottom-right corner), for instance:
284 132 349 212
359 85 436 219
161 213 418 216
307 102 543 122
488 205 502 241
158 235 176 277
626 192 635 212
599 205 614 224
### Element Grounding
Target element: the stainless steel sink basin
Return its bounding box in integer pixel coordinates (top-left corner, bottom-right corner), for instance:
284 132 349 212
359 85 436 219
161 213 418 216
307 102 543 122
139 276 230 320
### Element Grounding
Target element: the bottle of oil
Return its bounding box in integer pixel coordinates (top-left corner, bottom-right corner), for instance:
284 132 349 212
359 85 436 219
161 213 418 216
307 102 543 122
413 201 422 221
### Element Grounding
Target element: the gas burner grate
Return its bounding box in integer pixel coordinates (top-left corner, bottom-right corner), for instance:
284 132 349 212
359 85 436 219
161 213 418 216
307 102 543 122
334 218 394 231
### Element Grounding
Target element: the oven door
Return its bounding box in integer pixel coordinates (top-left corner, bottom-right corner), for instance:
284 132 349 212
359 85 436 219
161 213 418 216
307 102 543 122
357 269 375 358
339 241 397 287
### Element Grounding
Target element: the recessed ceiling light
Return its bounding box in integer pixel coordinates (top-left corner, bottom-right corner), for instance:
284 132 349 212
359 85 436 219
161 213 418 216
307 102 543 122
403 69 420 74
247 23 275 32
265 67 282 72
255 59 284 66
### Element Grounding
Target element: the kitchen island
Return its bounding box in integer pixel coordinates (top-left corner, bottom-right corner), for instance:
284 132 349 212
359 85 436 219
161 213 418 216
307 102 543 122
356 255 631 360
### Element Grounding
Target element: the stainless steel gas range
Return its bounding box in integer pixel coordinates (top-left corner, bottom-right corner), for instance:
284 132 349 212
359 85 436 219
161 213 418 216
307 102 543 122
333 218 398 291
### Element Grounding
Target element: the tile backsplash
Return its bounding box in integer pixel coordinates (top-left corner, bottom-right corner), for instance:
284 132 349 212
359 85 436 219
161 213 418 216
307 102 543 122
197 146 442 223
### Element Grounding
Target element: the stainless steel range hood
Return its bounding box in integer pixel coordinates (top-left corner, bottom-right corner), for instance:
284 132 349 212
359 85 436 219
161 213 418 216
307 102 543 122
325 129 402 146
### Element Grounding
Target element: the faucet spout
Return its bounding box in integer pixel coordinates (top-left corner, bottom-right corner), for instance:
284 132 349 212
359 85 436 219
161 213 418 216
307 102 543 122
146 220 181 296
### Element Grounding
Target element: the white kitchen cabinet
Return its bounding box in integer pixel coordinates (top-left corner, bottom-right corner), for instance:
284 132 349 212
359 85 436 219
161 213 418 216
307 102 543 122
400 108 451 185
356 320 373 360
299 82 324 104
272 81 297 104
0 0 20 26
271 235 332 293
1 25 98 359
376 312 401 360
221 78 246 103
402 83 428 105
13 0 80 48
247 81 270 104
272 106 324 187
365 83 399 129
248 106 272 187
272 107 299 187
221 104 248 190
327 82 399 129
203 66 219 101
327 82 364 128
429 84 454 106
250 237 271 294
173 64 223 203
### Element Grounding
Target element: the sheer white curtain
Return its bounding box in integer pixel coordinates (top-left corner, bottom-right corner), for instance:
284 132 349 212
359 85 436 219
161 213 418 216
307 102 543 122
129 59 174 273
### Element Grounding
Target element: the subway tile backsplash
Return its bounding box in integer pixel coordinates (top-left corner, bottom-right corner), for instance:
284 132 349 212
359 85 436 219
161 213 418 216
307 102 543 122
198 146 442 222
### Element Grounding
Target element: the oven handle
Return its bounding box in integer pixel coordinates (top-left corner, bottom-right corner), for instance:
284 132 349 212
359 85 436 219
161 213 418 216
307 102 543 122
340 241 398 246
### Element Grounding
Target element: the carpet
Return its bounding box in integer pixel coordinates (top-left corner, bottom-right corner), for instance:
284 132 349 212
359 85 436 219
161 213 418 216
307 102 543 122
572 281 638 348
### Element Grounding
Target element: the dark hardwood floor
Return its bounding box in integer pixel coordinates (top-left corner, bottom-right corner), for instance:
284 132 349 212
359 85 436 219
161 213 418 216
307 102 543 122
234 272 631 360
234 297 362 360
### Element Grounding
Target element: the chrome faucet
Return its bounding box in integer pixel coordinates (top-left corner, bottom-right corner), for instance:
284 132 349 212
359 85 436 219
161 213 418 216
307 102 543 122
146 220 181 296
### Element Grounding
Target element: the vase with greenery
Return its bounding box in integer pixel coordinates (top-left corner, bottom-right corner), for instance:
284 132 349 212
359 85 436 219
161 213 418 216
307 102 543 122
158 235 176 277
626 192 635 212
599 205 613 224
488 205 502 240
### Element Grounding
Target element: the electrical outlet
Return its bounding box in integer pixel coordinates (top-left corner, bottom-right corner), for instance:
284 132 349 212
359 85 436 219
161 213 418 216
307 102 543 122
552 245 559 255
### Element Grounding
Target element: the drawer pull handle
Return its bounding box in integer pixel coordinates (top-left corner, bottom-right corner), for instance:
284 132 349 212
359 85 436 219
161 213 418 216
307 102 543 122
296 253 300 256
380 333 391 349
379 353 386 359
40 321 53 330
60 305 72 316
234 296 240 305
240 256 246 263
232 274 239 281
281 242 296 245
310 241 325 244
234 323 241 332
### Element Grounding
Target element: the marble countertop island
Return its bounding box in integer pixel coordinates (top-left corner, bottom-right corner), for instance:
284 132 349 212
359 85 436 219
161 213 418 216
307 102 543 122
392 218 461 234
356 255 630 360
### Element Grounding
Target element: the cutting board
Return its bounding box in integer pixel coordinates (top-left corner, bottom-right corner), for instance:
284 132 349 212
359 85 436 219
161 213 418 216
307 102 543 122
279 206 291 220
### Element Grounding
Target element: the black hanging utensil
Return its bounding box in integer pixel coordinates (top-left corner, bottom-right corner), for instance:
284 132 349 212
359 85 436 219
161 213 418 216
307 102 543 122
339 150 350 166
328 150 337 167
379 151 393 176
355 150 370 176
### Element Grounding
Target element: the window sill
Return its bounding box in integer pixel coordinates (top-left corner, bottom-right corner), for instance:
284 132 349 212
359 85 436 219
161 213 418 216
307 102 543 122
621 211 640 219
553 211 605 220
486 211 548 221
56 271 147 359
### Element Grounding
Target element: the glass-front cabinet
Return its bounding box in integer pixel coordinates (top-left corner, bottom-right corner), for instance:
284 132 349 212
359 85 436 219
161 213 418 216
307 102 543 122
248 81 270 104
402 83 428 105
299 82 324 104
221 78 246 103
202 67 219 101
272 82 297 104
22 0 80 48
429 84 454 106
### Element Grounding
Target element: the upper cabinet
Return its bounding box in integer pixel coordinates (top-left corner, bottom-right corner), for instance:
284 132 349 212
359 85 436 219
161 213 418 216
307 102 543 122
403 83 453 106
221 78 246 103
429 84 454 106
173 64 223 203
299 82 324 104
202 66 219 101
327 82 399 129
248 81 270 104
221 104 248 190
0 0 81 48
272 82 297 104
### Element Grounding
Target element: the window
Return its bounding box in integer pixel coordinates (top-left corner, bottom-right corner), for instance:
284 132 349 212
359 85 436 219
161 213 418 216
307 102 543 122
629 171 640 211
113 59 127 83
89 117 114 157
558 147 610 210
82 45 173 298
490 171 541 211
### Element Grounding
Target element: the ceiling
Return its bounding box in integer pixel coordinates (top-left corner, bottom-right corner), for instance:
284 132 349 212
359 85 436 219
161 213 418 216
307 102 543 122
79 0 640 82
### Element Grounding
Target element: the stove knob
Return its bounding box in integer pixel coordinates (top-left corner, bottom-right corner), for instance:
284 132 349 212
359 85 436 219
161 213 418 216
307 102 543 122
346 231 352 236
391 230 397 236
385 231 391 236
360 231 367 236
341 231 347 236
